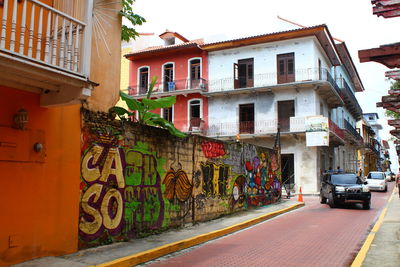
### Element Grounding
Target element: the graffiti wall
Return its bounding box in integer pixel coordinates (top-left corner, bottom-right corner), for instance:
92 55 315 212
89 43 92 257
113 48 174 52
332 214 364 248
79 110 281 248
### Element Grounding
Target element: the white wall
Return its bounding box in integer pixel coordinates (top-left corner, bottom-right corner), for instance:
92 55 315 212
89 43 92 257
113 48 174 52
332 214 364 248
207 36 333 91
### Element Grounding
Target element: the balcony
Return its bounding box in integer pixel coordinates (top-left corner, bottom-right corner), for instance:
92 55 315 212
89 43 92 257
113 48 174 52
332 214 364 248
343 119 364 146
337 78 363 120
127 78 208 98
207 116 344 146
205 68 343 108
0 0 94 107
365 142 380 156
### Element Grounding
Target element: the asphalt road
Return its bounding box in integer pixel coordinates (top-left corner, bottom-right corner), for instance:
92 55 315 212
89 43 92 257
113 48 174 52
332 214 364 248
143 182 395 267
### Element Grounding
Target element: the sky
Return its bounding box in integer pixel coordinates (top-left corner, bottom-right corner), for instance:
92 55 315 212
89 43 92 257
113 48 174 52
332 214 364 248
131 0 400 170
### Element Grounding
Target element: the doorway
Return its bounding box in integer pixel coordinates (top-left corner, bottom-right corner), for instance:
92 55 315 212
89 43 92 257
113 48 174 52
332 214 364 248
278 100 295 132
234 58 254 89
239 103 254 134
281 154 295 189
277 53 295 84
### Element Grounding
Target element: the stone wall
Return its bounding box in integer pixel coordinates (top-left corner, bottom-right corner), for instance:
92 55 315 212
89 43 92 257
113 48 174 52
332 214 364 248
78 109 281 249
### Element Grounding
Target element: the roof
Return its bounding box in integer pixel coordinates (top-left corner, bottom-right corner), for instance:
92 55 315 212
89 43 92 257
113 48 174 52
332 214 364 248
159 30 190 42
125 39 204 60
335 42 365 92
200 24 341 66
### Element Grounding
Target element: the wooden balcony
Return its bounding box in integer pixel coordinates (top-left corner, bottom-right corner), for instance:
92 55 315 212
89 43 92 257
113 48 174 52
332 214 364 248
0 0 94 107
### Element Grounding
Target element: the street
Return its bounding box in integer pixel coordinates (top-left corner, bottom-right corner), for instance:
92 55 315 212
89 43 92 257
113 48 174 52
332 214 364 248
143 182 395 267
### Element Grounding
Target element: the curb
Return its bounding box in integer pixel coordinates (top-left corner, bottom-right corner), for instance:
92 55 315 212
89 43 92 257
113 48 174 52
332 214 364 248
350 185 396 267
91 202 305 267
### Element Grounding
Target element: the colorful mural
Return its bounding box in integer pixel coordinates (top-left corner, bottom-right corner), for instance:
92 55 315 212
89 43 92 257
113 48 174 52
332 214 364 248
79 110 281 248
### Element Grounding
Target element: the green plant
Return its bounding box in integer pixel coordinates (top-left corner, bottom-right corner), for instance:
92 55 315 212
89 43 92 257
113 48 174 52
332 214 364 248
120 0 146 42
385 80 400 119
113 76 186 138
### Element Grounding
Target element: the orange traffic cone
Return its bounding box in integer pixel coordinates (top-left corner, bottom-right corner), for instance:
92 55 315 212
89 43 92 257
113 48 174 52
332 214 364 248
297 186 304 202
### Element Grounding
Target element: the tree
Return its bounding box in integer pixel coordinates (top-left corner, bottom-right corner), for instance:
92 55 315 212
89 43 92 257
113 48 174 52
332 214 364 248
385 80 400 119
112 77 186 138
120 0 146 42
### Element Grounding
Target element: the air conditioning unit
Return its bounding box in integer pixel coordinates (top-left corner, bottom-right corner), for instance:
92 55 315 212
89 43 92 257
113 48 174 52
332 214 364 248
168 82 176 91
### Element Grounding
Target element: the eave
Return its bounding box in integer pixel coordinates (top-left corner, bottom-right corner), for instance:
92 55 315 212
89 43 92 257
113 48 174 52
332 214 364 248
125 43 202 61
200 25 341 66
336 42 365 92
358 43 400 68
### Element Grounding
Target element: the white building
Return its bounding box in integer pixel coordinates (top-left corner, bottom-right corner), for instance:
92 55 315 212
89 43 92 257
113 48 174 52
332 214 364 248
201 25 365 194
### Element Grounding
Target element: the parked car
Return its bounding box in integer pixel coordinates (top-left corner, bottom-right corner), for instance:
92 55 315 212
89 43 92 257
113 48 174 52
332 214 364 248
320 173 371 209
366 171 388 192
385 171 395 182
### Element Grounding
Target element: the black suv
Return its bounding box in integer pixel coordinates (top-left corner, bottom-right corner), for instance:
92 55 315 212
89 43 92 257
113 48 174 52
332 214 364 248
320 173 371 209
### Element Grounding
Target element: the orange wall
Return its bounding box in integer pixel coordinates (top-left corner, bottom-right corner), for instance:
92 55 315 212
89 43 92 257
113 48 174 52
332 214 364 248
0 86 81 266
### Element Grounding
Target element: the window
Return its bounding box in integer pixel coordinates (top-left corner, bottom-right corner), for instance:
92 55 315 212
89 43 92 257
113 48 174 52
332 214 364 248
277 53 295 84
189 99 202 129
234 58 254 89
163 107 173 122
163 63 174 92
189 59 201 88
278 100 295 132
239 104 254 134
139 67 149 94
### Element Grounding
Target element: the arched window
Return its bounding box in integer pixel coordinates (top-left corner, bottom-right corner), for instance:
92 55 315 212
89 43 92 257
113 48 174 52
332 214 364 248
189 58 202 88
138 67 149 94
163 63 174 92
188 99 202 129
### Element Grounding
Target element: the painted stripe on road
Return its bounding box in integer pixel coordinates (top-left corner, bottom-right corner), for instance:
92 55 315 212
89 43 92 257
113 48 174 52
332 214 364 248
351 185 396 267
90 202 305 267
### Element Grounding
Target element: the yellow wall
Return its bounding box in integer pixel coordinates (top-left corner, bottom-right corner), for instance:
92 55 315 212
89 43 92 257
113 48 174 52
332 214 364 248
115 46 131 110
86 1 122 112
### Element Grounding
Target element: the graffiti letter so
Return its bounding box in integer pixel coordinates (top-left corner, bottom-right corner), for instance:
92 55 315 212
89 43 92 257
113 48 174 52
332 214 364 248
79 145 125 241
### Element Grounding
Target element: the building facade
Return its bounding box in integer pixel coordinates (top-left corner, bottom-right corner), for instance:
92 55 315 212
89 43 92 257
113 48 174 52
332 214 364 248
125 31 209 133
125 25 366 194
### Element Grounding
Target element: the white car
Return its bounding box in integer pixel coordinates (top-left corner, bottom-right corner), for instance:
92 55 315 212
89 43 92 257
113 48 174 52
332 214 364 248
366 171 388 192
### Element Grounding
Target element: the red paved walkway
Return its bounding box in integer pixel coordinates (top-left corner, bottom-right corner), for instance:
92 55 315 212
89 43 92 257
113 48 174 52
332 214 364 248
146 183 394 267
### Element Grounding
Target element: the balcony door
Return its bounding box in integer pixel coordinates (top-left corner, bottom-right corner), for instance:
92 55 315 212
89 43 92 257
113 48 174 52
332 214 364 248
139 67 149 94
277 53 295 84
278 100 295 132
190 59 201 88
239 104 254 134
234 58 254 89
163 64 174 92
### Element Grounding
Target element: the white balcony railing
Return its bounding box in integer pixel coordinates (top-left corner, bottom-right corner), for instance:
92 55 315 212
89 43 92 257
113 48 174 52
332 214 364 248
207 117 311 137
0 0 88 76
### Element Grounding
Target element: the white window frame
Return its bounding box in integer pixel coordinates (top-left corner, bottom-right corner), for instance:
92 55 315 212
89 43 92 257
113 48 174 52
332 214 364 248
187 57 203 88
187 98 203 123
137 66 151 95
162 106 174 123
162 62 175 92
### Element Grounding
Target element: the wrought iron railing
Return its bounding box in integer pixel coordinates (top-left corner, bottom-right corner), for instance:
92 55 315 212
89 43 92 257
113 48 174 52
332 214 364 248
129 78 208 95
365 142 380 155
207 68 341 93
0 0 89 75
344 119 363 141
337 78 363 116
329 119 345 140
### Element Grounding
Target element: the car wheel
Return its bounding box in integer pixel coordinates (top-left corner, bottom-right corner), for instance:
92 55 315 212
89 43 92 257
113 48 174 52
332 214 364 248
363 200 370 210
320 192 327 204
328 193 336 208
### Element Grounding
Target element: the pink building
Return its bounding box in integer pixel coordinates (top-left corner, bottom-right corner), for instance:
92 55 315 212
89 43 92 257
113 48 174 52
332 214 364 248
125 31 209 133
